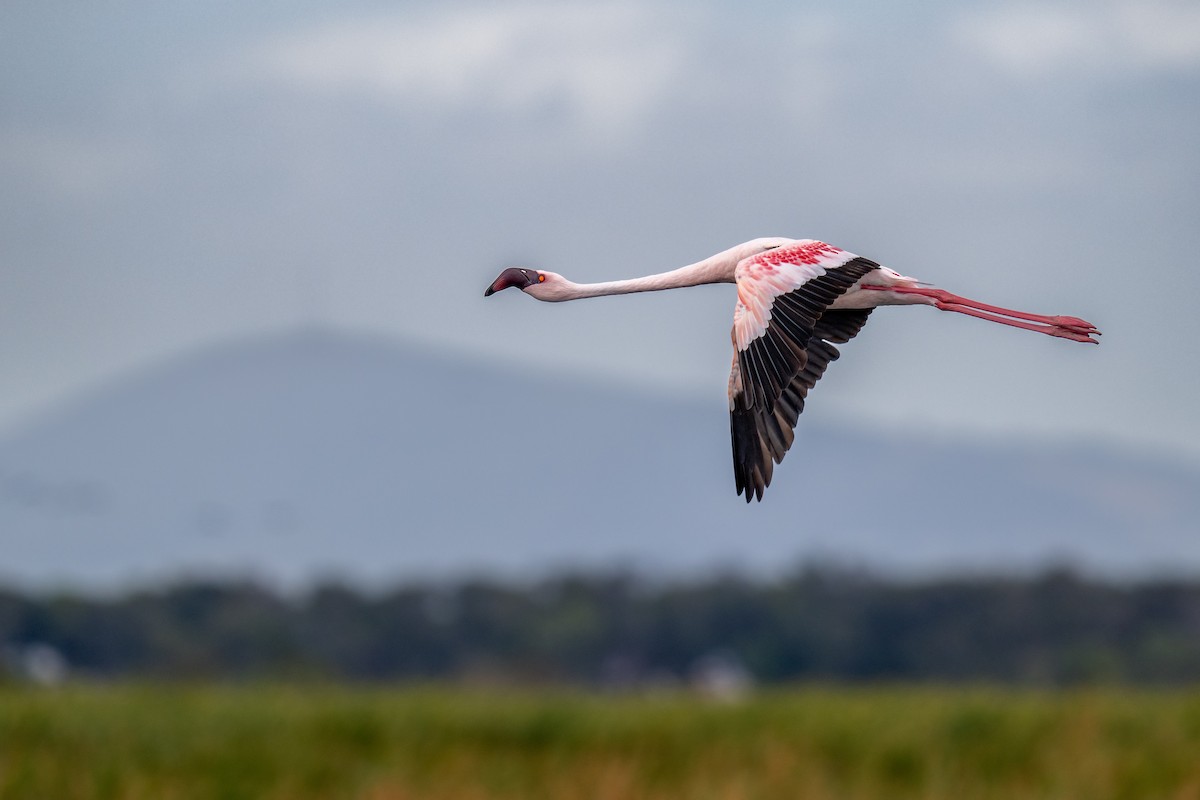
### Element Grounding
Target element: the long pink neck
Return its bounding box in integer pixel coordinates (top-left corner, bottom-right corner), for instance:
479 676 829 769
558 253 737 300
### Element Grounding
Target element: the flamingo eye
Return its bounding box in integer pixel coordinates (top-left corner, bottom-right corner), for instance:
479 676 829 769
538 274 546 283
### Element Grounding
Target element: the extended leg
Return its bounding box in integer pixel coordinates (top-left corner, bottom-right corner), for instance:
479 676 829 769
862 285 1100 343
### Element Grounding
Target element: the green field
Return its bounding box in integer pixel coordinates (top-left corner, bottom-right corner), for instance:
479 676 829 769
2 685 1199 799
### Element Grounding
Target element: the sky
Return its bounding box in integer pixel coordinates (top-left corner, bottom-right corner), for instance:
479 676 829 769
2 0 1199 460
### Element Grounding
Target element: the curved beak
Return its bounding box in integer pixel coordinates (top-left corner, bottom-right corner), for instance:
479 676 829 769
484 268 535 297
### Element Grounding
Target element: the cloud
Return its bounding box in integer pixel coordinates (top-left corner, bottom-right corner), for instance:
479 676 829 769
951 0 1200 77
234 4 854 149
245 4 691 140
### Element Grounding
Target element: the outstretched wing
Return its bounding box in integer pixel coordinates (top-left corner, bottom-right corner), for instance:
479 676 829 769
728 241 879 501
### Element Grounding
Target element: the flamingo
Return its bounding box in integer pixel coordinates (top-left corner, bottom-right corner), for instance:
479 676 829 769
484 238 1099 501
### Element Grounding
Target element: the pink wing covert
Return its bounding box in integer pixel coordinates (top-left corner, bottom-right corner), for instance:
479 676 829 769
728 240 880 501
731 240 858 351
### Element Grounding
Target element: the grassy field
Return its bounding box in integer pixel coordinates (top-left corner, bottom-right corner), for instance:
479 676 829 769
2 684 1199 799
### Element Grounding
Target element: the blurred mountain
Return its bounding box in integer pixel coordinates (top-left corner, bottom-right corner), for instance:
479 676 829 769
1 328 1197 588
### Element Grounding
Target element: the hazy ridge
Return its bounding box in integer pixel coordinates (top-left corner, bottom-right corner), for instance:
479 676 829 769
1 328 1197 588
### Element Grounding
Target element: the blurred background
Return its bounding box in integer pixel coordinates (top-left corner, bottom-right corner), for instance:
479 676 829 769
2 0 1200 679
4 3 1200 797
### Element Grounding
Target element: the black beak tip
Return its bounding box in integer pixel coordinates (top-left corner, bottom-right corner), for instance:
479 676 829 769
483 286 495 297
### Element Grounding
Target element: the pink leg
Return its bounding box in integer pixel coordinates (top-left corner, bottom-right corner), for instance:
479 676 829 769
937 302 1099 343
862 285 1100 343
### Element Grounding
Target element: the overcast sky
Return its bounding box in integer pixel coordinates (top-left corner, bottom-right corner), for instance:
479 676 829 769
2 0 1199 459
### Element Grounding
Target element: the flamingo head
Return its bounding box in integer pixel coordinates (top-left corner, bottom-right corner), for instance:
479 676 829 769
485 267 569 300
484 267 543 297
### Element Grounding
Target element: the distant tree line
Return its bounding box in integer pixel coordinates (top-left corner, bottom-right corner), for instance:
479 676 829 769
3 567 1200 685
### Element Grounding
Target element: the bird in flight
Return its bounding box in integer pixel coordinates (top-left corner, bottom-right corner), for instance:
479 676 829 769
485 238 1099 502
